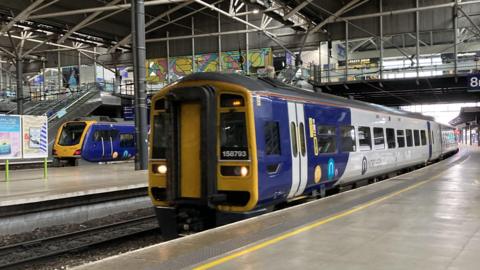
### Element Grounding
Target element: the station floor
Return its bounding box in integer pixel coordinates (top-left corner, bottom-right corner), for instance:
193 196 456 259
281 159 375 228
0 162 147 207
76 147 480 270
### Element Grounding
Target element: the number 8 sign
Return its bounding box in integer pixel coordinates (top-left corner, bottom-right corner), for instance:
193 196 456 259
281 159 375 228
469 75 480 88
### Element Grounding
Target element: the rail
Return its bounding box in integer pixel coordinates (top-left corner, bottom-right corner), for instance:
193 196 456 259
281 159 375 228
0 215 158 268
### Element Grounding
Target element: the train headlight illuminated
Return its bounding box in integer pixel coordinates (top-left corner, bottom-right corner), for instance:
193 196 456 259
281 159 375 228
154 164 167 174
240 166 248 177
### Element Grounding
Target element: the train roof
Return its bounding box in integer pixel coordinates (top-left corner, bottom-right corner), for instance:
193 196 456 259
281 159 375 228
178 72 435 121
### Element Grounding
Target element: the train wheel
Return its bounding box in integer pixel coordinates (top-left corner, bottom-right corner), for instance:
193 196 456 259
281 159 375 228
68 158 79 166
52 158 61 167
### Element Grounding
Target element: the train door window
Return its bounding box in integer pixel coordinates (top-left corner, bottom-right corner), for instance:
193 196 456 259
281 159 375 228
413 130 420 146
264 121 281 155
317 125 336 153
290 122 298 157
431 131 434 144
397 130 405 148
340 126 356 152
420 130 427 145
406 129 413 147
386 128 396 149
299 123 306 156
358 126 372 151
373 127 385 150
120 133 135 148
220 94 245 107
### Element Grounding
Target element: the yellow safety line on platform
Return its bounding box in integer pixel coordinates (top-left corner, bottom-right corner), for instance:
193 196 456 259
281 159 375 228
193 157 467 270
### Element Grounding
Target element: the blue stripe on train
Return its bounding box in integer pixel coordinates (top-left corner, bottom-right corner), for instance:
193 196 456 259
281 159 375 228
254 94 351 207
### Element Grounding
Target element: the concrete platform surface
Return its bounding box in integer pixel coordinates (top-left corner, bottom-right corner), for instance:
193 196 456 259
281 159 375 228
0 162 147 207
75 147 480 270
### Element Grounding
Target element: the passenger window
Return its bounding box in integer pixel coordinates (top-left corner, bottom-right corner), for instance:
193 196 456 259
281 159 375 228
414 130 420 146
264 121 281 155
120 133 135 148
397 130 405 148
290 122 298 157
421 130 427 145
299 123 306 157
340 126 356 152
386 128 396 149
317 125 336 153
431 130 434 144
406 129 413 147
358 126 372 151
373 127 385 150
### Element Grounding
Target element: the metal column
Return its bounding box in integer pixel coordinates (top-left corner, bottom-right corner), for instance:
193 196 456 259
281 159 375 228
245 6 249 75
166 31 171 84
132 0 148 170
345 21 349 81
379 0 384 79
416 0 420 78
191 17 195 73
16 58 23 114
93 47 97 84
42 60 46 99
0 57 3 91
453 0 459 76
57 51 61 90
78 51 81 88
218 12 222 72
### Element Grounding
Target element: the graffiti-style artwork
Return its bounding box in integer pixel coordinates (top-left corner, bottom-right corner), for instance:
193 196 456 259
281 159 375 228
145 48 272 83
146 59 168 82
196 53 219 72
171 57 193 76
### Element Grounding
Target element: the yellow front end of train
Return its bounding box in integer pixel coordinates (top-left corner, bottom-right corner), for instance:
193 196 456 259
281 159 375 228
148 79 260 236
52 120 96 164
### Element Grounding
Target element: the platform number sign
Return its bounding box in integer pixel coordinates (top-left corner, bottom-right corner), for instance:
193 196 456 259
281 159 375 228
469 74 480 88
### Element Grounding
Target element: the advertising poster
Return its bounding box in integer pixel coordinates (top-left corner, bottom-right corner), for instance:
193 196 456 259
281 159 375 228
22 115 48 159
0 115 22 159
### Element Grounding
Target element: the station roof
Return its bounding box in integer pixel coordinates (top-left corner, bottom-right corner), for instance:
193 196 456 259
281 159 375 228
449 107 480 126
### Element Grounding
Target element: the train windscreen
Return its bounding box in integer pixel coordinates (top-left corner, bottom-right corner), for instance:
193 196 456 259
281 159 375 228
58 122 87 146
220 112 248 160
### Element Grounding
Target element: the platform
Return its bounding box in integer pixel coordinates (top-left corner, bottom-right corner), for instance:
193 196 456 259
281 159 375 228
76 147 480 270
0 162 147 207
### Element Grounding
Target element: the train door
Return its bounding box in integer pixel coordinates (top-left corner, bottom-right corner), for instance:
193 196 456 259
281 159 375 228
287 102 308 198
179 102 202 198
88 127 116 161
427 121 432 160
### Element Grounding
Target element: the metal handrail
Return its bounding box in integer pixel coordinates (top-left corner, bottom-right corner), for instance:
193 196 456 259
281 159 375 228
47 86 99 122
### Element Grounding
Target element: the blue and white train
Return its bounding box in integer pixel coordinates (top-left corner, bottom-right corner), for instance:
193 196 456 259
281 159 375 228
148 73 458 238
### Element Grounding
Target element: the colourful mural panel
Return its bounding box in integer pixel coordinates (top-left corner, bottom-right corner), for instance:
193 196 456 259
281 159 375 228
146 59 168 83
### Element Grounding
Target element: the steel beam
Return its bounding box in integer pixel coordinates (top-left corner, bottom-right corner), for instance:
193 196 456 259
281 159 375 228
283 0 313 21
218 11 222 72
30 0 187 19
58 0 123 44
108 0 195 53
1 0 47 34
132 0 148 171
340 0 480 21
458 7 480 37
192 0 295 56
416 0 420 78
311 0 365 32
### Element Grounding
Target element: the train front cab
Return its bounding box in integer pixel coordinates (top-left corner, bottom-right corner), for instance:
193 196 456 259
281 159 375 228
53 121 96 166
148 82 260 238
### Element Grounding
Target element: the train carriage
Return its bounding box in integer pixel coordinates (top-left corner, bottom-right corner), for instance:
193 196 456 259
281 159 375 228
148 73 458 238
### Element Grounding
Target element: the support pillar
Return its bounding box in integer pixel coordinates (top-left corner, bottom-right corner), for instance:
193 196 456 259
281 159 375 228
0 57 3 91
218 12 222 72
131 0 148 170
245 6 249 75
345 21 349 81
416 0 420 78
57 51 62 91
453 0 459 76
379 0 384 79
16 58 23 114
191 17 195 73
166 31 171 84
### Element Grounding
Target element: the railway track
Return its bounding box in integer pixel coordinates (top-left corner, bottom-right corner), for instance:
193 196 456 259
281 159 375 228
0 215 159 269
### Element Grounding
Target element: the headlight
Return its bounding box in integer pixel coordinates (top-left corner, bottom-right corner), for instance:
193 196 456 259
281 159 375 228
221 166 249 177
240 166 248 177
153 164 167 174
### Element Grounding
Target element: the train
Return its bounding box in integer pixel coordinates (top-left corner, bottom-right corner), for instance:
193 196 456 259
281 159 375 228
148 73 458 238
52 120 136 166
